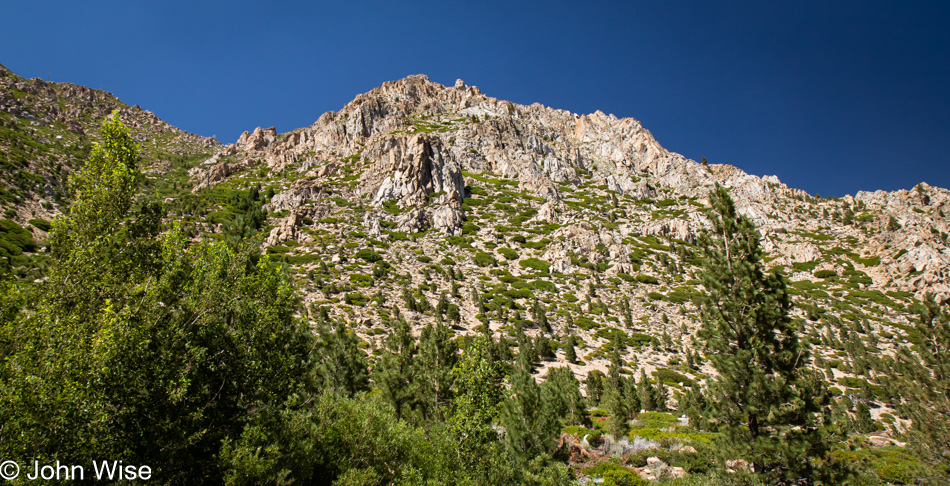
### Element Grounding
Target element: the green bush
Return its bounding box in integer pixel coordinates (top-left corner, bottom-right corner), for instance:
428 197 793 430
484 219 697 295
473 252 496 267
416 256 432 263
602 468 646 486
635 274 658 285
653 368 694 387
350 273 374 287
814 269 837 279
583 462 646 486
355 249 383 263
519 257 551 274
575 317 597 330
497 247 518 260
28 218 52 232
345 292 369 306
617 273 636 282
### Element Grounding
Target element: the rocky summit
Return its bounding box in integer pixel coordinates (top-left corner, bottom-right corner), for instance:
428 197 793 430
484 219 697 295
2 67 949 464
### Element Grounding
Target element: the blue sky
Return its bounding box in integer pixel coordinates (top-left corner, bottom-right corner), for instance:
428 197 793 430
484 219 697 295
3 1 948 197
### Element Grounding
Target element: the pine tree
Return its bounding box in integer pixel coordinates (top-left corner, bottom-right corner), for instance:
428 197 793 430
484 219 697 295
623 375 641 416
415 320 459 423
540 367 587 427
565 335 577 364
696 185 830 480
373 316 417 420
637 369 656 411
586 370 605 405
437 292 449 318
315 320 370 397
602 384 628 438
879 293 950 468
887 215 901 231
501 353 559 464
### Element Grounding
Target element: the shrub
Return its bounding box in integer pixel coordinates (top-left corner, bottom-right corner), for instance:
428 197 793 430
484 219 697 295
381 200 402 215
814 269 837 279
519 257 551 274
0 219 38 257
617 273 636 282
350 249 381 263
28 218 52 232
349 273 374 287
416 256 432 263
635 274 658 285
344 292 368 306
575 317 597 330
602 468 646 486
473 252 496 267
497 247 518 260
523 238 550 250
666 291 690 303
652 368 694 387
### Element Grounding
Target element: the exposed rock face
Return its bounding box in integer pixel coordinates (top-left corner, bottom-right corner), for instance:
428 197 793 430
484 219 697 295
266 180 326 213
191 73 948 302
369 133 463 207
236 126 278 152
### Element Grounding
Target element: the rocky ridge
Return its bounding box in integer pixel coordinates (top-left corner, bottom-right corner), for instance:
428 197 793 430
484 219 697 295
4 68 947 442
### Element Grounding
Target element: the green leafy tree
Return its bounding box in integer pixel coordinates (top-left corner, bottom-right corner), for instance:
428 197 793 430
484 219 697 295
0 113 314 484
449 336 504 478
695 185 830 480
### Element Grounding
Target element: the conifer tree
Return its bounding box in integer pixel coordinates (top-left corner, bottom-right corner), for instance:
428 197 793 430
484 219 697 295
373 316 417 420
602 384 628 438
565 335 577 364
696 185 830 480
623 375 641 416
541 367 587 427
637 368 656 411
501 353 558 464
415 320 459 423
315 319 370 397
879 293 950 468
586 370 606 406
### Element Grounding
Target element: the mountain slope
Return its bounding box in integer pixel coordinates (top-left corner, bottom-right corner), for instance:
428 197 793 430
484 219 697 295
4 68 948 438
